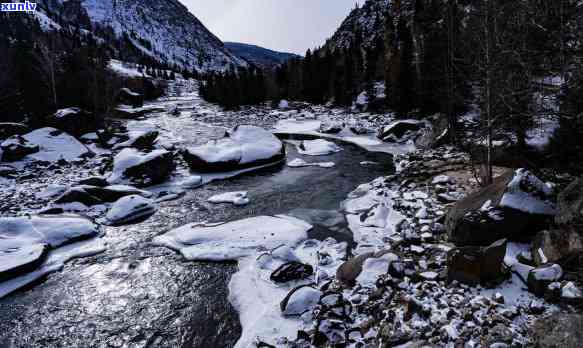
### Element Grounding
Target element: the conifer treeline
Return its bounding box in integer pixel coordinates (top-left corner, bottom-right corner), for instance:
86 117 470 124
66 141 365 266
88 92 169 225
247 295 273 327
199 67 266 109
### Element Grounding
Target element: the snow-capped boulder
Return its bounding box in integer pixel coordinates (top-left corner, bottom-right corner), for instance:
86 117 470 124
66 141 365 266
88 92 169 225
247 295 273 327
113 130 159 150
116 88 144 108
55 185 152 206
378 120 425 143
103 195 156 226
447 239 507 285
532 229 583 266
356 253 400 288
270 262 314 283
181 125 285 173
336 251 399 287
297 139 342 156
153 215 312 261
280 285 322 317
22 128 92 163
0 215 100 282
355 91 368 109
446 169 556 246
108 148 175 187
47 107 101 137
555 176 583 228
278 100 289 110
319 121 344 134
527 263 563 296
0 136 39 162
207 191 249 206
0 123 28 140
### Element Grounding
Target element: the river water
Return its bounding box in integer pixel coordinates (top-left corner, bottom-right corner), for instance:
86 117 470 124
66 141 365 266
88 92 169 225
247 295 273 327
0 82 394 348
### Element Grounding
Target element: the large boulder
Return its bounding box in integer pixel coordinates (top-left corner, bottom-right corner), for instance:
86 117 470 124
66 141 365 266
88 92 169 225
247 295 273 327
446 169 556 246
108 149 175 187
181 125 285 173
0 135 39 162
102 195 156 226
117 88 144 108
378 120 425 143
555 176 583 228
0 123 28 140
532 229 583 266
447 239 507 285
22 127 92 163
0 215 100 282
47 108 101 137
531 314 583 348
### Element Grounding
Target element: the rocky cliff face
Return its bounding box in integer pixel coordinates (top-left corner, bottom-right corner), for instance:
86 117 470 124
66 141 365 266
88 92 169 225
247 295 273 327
324 0 390 52
35 0 247 73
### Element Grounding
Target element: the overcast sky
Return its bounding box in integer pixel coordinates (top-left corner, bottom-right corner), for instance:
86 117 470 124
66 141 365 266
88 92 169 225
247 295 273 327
182 0 366 55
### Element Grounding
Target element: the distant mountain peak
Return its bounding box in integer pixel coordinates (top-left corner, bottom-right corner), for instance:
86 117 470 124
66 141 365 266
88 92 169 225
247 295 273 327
224 42 300 69
35 0 247 73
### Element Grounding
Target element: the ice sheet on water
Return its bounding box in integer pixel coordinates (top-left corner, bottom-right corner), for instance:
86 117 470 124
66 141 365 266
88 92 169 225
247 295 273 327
287 158 335 168
297 139 342 156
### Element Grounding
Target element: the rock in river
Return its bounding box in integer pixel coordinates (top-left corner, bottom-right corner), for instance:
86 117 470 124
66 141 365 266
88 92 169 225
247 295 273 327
0 214 100 282
181 125 285 173
108 148 175 187
270 262 314 283
103 195 156 226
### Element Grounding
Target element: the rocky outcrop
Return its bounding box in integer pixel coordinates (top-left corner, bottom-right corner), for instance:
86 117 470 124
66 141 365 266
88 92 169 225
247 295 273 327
446 169 556 246
531 314 583 347
0 136 39 162
47 108 101 137
447 239 508 285
108 149 175 187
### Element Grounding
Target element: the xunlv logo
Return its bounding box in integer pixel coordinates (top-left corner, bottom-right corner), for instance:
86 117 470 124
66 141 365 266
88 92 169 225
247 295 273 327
1 1 37 12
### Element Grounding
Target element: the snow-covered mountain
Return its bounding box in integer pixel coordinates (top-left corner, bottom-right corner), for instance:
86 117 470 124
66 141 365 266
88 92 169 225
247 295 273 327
35 0 247 73
224 42 299 69
324 0 389 52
